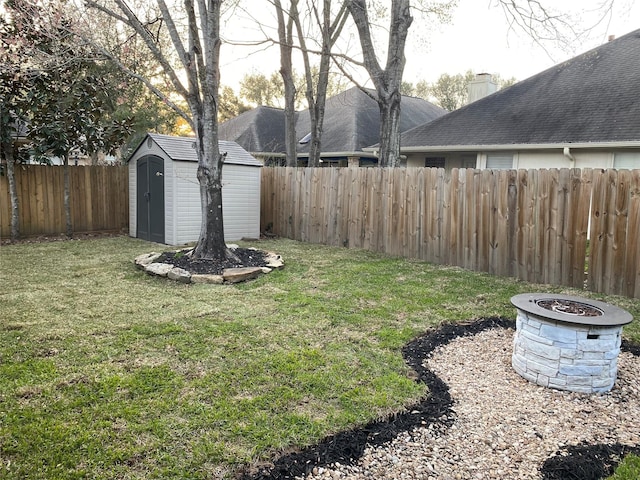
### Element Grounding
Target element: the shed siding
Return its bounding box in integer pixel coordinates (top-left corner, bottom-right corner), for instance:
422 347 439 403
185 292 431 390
128 135 261 246
172 160 202 245
164 157 176 245
222 164 261 240
129 160 137 238
170 161 261 244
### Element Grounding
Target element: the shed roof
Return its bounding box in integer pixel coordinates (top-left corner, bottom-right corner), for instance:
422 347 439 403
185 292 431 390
400 29 640 149
130 133 262 166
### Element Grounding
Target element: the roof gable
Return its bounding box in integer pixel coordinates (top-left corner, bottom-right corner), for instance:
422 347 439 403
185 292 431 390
401 29 640 148
129 133 262 166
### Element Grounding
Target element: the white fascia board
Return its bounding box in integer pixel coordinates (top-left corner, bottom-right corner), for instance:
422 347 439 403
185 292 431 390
298 151 378 159
396 141 640 153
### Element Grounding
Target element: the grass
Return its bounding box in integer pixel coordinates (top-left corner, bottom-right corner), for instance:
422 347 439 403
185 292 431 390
606 454 640 479
0 236 638 479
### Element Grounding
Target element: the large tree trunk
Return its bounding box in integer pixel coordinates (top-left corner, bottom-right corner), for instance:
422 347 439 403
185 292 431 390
3 144 20 241
347 0 412 168
377 89 403 167
193 122 227 260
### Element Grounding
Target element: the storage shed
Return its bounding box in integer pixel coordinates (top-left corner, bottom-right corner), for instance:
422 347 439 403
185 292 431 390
128 133 262 245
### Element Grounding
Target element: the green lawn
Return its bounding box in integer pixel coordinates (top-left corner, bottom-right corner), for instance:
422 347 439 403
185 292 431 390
1 236 638 479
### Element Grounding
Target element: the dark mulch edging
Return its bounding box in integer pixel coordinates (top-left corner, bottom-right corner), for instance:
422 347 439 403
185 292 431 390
541 442 640 480
240 317 640 480
240 317 513 479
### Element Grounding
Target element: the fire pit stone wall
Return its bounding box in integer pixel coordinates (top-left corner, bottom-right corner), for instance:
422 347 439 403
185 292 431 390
513 310 622 393
511 294 633 394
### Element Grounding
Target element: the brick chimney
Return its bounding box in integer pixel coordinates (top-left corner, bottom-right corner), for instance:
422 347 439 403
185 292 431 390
467 73 498 104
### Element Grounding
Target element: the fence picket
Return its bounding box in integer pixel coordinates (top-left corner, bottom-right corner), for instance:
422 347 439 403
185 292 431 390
1 165 128 240
259 166 637 298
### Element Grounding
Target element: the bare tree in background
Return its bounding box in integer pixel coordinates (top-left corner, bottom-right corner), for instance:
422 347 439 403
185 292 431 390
496 0 620 56
273 0 299 167
258 0 349 167
293 0 349 168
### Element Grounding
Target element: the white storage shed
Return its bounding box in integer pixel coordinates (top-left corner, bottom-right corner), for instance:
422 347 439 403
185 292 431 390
128 133 262 245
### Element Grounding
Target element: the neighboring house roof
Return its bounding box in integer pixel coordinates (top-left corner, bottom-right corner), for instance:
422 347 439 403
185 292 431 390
400 29 640 151
218 106 288 155
128 133 262 167
296 87 446 157
218 86 447 158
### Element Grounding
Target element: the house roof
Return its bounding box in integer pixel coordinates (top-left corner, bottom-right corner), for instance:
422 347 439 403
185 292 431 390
218 106 289 155
218 86 447 157
400 29 640 150
295 87 446 156
129 133 262 167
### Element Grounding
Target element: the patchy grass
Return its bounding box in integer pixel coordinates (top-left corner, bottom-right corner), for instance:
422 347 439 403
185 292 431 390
0 236 638 479
607 454 640 480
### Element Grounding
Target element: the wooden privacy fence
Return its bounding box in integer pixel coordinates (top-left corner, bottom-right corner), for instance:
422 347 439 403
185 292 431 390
261 167 640 299
0 165 129 239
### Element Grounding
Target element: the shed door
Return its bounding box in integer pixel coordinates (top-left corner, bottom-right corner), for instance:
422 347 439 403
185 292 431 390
136 155 165 243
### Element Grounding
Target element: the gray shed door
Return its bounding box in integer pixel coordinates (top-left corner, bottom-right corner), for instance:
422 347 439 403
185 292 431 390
136 155 165 243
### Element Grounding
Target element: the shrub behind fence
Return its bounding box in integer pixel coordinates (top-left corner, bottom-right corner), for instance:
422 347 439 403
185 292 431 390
261 167 640 299
0 165 129 239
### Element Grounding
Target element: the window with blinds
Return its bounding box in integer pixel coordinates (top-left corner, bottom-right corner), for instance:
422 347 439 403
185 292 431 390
613 152 640 169
486 154 513 170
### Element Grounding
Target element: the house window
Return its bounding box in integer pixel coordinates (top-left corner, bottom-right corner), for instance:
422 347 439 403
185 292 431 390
425 156 446 168
486 154 513 170
613 152 640 169
462 156 476 169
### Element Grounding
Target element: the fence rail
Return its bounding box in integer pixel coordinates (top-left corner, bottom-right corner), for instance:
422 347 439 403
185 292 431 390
261 167 640 299
0 165 129 239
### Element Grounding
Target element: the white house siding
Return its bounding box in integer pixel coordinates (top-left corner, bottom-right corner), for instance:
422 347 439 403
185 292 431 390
406 149 623 171
515 150 613 169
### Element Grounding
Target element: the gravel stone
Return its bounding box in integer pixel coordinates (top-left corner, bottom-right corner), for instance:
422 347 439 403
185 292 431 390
300 328 640 480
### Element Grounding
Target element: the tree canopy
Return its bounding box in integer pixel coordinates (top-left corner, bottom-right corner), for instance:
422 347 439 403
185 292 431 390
403 70 517 111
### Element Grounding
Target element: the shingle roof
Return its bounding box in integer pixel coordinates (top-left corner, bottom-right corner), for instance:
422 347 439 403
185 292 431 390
218 106 288 154
218 87 447 156
129 133 262 166
400 29 640 148
296 87 446 154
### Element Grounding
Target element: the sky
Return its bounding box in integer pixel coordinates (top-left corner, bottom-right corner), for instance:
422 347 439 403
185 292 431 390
218 0 640 90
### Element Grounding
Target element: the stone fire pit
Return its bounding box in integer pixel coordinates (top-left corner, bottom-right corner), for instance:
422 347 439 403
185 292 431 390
511 293 633 394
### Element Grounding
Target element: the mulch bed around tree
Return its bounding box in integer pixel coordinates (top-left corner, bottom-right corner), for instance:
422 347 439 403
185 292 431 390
157 248 270 276
240 318 640 480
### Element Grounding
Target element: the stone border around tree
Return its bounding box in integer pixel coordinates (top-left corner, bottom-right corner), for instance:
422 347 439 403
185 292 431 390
133 244 284 284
